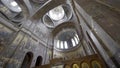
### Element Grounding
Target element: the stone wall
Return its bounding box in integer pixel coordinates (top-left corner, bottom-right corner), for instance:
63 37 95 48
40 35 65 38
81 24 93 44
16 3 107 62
0 17 52 68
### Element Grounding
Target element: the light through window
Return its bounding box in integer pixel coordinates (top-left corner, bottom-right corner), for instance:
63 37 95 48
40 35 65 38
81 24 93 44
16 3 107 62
74 36 78 44
11 1 18 7
61 41 64 49
71 39 76 47
49 6 65 20
75 34 79 41
64 41 68 49
1 0 22 13
57 40 60 48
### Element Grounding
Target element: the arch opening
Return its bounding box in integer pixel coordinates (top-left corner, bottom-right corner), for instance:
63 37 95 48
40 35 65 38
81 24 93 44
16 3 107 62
21 52 33 68
35 56 43 66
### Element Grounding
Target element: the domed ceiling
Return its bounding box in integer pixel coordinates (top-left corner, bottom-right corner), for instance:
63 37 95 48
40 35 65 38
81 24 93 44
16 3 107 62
54 28 80 51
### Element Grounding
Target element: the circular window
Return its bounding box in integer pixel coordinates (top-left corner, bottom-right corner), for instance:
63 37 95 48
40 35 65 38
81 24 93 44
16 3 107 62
54 29 80 51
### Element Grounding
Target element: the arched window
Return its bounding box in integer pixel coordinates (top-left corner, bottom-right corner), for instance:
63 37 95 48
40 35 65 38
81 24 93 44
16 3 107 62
61 41 64 49
64 41 68 49
57 40 60 48
71 38 76 47
74 36 78 44
75 34 79 41
35 56 43 66
21 52 33 68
